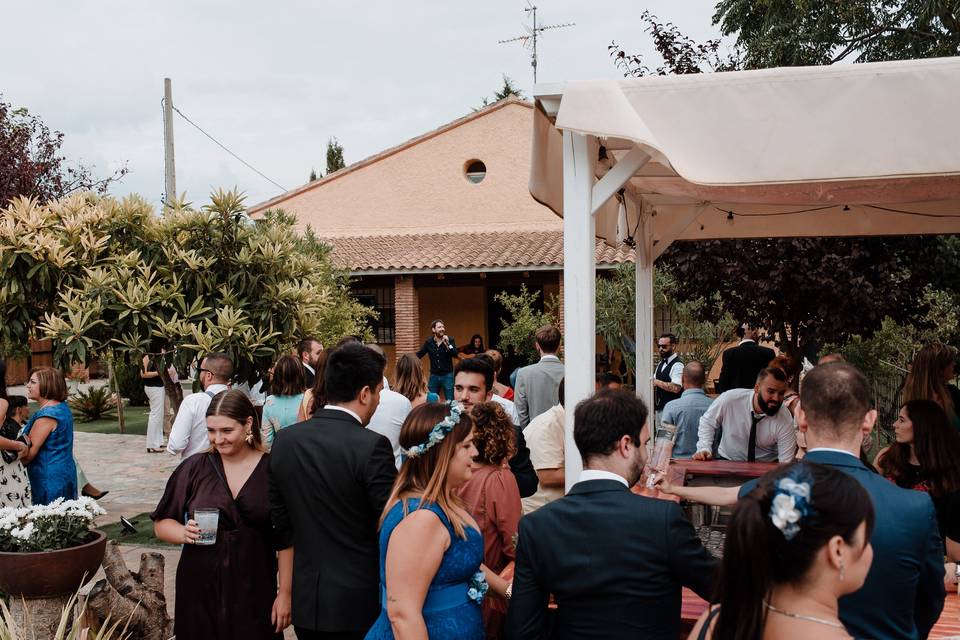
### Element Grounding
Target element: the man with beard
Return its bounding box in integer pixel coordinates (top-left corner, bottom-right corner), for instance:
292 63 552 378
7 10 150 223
506 388 716 640
693 367 796 462
416 319 458 401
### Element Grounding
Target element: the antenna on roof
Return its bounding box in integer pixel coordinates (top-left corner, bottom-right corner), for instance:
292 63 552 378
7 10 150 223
498 2 574 84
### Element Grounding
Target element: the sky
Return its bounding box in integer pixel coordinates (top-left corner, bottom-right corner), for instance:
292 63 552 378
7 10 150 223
2 1 725 210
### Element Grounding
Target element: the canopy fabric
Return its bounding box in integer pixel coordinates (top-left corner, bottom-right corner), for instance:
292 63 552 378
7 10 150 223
531 57 960 246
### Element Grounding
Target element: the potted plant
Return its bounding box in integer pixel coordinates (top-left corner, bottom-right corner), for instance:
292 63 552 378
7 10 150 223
0 497 107 597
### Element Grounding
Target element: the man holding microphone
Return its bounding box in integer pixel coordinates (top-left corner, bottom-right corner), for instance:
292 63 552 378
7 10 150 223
416 319 458 401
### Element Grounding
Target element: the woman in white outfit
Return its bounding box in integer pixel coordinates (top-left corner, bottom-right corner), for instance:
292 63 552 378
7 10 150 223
142 354 167 452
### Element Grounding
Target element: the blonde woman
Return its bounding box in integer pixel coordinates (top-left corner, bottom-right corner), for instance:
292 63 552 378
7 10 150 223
394 353 439 408
153 390 292 639
365 402 508 640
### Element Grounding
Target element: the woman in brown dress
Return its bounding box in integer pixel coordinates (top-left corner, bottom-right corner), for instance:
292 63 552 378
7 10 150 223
153 390 293 639
458 401 522 640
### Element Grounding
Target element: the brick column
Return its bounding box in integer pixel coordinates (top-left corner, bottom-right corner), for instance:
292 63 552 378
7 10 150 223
557 272 565 336
394 275 420 355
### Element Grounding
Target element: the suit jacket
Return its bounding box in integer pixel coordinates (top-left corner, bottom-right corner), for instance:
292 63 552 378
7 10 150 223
506 479 717 640
716 341 775 392
515 356 565 427
740 450 945 640
269 408 398 633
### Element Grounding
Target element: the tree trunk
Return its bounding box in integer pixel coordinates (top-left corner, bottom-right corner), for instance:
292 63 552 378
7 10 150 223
107 359 125 435
84 541 174 640
158 365 183 415
8 594 74 638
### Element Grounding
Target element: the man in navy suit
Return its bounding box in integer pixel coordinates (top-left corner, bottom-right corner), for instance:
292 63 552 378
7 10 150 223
741 363 945 640
506 388 717 640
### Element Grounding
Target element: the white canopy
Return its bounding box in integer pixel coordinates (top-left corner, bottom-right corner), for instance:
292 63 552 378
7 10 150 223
530 57 960 489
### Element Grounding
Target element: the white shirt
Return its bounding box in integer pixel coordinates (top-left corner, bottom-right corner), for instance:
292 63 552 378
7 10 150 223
577 469 629 487
303 362 315 376
323 404 362 424
806 447 859 459
366 389 412 469
167 383 229 460
491 394 520 426
522 404 565 514
695 388 796 462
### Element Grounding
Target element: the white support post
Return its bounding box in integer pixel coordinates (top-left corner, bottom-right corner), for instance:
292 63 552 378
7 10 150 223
635 217 655 416
562 130 596 492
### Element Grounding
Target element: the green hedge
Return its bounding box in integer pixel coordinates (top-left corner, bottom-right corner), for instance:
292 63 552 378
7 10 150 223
113 360 149 407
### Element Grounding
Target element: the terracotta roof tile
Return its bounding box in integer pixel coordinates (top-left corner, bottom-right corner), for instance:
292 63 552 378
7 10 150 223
324 230 635 274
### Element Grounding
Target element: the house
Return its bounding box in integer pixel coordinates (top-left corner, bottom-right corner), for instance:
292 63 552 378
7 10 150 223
248 98 633 372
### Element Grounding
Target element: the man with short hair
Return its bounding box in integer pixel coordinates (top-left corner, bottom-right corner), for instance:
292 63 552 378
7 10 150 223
743 363 945 640
595 372 622 391
167 352 233 460
455 357 539 498
364 344 411 469
298 337 324 389
522 379 565 514
515 325 564 427
660 361 713 459
716 322 776 392
653 333 683 427
269 342 397 640
507 389 716 640
694 367 796 462
416 319 458 401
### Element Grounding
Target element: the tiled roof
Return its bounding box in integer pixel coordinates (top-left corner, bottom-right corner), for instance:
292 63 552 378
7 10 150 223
324 230 635 274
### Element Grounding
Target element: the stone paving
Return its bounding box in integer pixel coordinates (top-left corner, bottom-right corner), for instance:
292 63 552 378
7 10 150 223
74 432 296 637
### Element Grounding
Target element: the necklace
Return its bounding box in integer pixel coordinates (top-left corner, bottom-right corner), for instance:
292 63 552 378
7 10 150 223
765 602 845 630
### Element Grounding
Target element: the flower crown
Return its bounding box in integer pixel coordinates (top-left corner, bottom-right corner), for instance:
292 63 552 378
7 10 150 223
769 468 813 541
401 401 463 459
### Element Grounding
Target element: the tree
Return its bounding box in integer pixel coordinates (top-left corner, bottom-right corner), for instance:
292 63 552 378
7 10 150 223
309 168 318 182
0 189 373 411
714 0 960 67
326 137 345 175
608 10 958 358
0 95 126 208
494 285 559 365
477 74 526 109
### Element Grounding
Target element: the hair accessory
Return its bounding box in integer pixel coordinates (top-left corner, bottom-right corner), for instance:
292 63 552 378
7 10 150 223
401 401 463 458
769 469 812 541
467 571 489 605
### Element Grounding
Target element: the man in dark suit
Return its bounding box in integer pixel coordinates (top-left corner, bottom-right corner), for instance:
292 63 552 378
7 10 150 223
298 336 323 389
269 342 398 640
506 388 716 640
716 323 775 392
740 363 945 640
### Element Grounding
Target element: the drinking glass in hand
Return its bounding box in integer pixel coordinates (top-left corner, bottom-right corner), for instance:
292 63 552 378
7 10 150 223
645 423 678 489
191 509 219 545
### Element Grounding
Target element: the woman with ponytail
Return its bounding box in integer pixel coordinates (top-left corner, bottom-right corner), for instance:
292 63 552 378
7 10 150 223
691 461 875 640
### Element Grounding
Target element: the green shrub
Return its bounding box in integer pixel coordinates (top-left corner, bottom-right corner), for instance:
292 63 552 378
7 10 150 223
68 386 117 422
113 360 148 407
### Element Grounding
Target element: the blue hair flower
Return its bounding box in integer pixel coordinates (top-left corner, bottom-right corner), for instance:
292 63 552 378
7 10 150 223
468 571 488 605
769 468 813 541
401 401 463 459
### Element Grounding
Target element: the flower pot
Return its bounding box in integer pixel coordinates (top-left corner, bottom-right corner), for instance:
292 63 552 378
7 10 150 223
0 529 107 597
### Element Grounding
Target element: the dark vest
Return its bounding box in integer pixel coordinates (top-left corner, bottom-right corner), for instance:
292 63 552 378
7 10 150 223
654 356 682 411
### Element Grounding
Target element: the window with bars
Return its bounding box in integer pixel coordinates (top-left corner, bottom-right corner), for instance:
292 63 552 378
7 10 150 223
354 285 396 343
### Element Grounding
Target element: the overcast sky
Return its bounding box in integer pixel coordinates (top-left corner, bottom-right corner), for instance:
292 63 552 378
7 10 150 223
3 1 724 210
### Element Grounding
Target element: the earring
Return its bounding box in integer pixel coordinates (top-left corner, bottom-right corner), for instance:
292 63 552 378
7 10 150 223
839 560 845 582
245 432 254 444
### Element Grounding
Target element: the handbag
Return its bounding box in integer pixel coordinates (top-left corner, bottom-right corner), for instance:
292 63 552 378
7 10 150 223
1 418 27 464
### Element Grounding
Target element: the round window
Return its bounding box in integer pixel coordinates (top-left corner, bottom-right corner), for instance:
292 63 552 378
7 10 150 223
464 159 486 184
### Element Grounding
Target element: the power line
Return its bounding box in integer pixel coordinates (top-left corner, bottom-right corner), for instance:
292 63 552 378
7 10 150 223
165 100 288 192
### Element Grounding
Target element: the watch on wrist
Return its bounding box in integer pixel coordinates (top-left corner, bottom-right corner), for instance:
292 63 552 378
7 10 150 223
954 564 960 583
505 581 513 600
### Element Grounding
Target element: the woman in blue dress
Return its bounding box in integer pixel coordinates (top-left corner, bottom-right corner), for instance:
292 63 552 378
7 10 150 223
21 367 78 504
366 401 509 639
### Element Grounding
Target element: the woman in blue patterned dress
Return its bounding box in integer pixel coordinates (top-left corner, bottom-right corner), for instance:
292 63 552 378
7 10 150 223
365 402 509 639
21 367 78 504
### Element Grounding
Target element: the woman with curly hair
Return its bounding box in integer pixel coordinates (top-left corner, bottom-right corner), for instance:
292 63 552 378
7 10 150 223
875 399 960 557
458 401 521 640
902 343 959 430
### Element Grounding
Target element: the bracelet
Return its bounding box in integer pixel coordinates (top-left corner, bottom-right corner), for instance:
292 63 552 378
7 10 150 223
505 582 513 600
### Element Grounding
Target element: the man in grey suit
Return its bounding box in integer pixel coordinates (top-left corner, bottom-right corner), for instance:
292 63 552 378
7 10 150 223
515 325 565 427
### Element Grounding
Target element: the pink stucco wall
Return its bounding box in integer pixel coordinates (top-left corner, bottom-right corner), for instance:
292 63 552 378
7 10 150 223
249 100 562 237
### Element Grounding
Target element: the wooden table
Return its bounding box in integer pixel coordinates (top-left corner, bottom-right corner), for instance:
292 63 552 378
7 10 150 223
680 459 779 487
681 590 960 639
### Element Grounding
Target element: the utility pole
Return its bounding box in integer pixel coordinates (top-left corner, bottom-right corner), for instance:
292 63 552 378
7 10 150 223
163 77 176 212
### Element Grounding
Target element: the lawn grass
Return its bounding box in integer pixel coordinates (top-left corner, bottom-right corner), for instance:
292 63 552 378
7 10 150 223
98 512 176 547
73 406 150 435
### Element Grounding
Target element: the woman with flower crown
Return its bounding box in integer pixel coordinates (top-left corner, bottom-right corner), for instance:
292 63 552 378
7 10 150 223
690 461 875 640
365 401 509 640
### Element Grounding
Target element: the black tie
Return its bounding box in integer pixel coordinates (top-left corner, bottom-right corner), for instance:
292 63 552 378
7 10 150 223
748 413 762 462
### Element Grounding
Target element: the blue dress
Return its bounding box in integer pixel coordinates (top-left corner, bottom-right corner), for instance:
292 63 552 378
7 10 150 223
365 498 485 639
22 402 78 504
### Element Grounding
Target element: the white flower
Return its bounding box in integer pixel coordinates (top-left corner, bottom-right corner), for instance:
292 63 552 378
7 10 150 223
11 522 35 541
778 478 810 500
770 493 800 531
